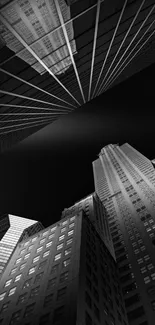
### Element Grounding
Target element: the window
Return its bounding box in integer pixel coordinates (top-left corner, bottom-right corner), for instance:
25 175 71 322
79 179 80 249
17 292 28 304
20 249 26 255
46 241 52 248
144 255 150 261
93 287 99 301
4 279 12 287
23 278 32 289
69 223 74 229
24 303 35 318
40 238 46 245
0 301 10 312
57 243 63 250
51 264 59 275
51 226 57 232
127 306 145 321
28 266 36 275
24 253 30 260
151 300 155 311
16 258 22 265
61 220 68 226
28 245 33 251
43 294 53 308
32 237 37 242
33 256 40 263
38 260 47 270
92 273 98 286
19 263 26 271
30 286 40 298
86 276 92 291
34 272 44 284
47 278 56 290
70 216 75 221
140 266 147 274
37 246 43 253
63 258 70 268
60 271 69 283
0 292 6 301
57 287 66 300
10 268 17 275
53 306 64 323
147 285 155 297
125 294 140 307
42 231 48 237
151 273 155 280
8 287 16 296
94 304 100 321
85 291 92 308
54 253 61 261
24 241 29 247
144 276 151 284
137 258 143 264
15 274 22 282
68 230 74 236
66 238 73 245
122 282 137 294
85 311 92 325
43 250 50 258
48 234 55 240
64 248 71 256
61 227 66 233
10 310 21 324
59 235 65 241
148 263 154 270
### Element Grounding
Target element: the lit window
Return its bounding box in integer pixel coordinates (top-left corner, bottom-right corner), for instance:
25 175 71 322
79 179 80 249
15 274 22 282
43 250 50 258
146 228 151 232
32 237 37 243
20 249 26 255
33 256 40 263
140 267 147 274
140 246 146 251
152 225 155 229
28 245 34 251
66 238 73 245
46 241 52 248
149 219 154 224
20 263 26 271
69 223 74 229
144 276 151 284
37 246 43 253
28 267 36 275
16 258 22 264
57 243 63 250
54 253 61 261
61 220 68 226
59 235 65 241
134 249 140 255
151 273 155 280
24 253 30 260
42 231 48 237
147 264 154 270
61 227 66 233
10 268 17 275
51 226 57 232
137 258 143 264
0 292 6 301
65 248 71 256
4 279 12 287
144 255 150 261
63 258 70 268
8 287 16 296
24 241 29 247
68 230 74 236
1 301 10 311
23 278 32 289
70 216 75 222
40 238 46 245
48 234 55 240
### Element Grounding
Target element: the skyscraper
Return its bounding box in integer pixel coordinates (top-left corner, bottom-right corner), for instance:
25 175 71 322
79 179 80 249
0 214 44 276
62 192 115 260
0 212 128 325
93 143 155 325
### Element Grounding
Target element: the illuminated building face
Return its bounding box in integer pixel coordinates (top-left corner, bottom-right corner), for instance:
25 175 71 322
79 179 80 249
0 0 77 75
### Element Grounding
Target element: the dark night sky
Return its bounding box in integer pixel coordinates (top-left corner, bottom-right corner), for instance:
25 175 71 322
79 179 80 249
0 62 154 228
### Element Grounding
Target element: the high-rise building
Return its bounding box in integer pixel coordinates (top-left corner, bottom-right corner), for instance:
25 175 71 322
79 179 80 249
0 214 44 276
0 212 128 325
62 192 115 260
0 215 10 242
93 143 155 325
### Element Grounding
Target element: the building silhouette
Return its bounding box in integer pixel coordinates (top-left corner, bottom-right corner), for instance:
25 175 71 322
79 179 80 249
0 212 129 325
62 192 115 260
0 0 155 151
0 214 44 276
93 143 155 325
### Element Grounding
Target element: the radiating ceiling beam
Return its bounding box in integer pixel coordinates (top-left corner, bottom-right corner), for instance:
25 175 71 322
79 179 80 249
0 90 71 111
88 0 101 101
0 13 80 106
54 0 85 104
92 0 128 99
0 117 55 130
0 119 54 136
101 3 155 92
0 68 75 108
0 116 59 123
96 0 145 96
102 22 155 93
0 103 68 113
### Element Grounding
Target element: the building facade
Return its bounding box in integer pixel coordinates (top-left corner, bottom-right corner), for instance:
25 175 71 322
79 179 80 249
62 192 115 260
93 143 155 325
0 214 43 276
0 212 128 325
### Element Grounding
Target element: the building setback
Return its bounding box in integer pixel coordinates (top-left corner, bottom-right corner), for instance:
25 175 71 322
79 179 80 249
0 214 44 276
93 143 155 325
0 212 128 325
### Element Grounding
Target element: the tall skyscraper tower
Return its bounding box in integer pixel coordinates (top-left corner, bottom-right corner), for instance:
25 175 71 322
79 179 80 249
93 143 155 325
0 214 44 276
0 212 128 325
